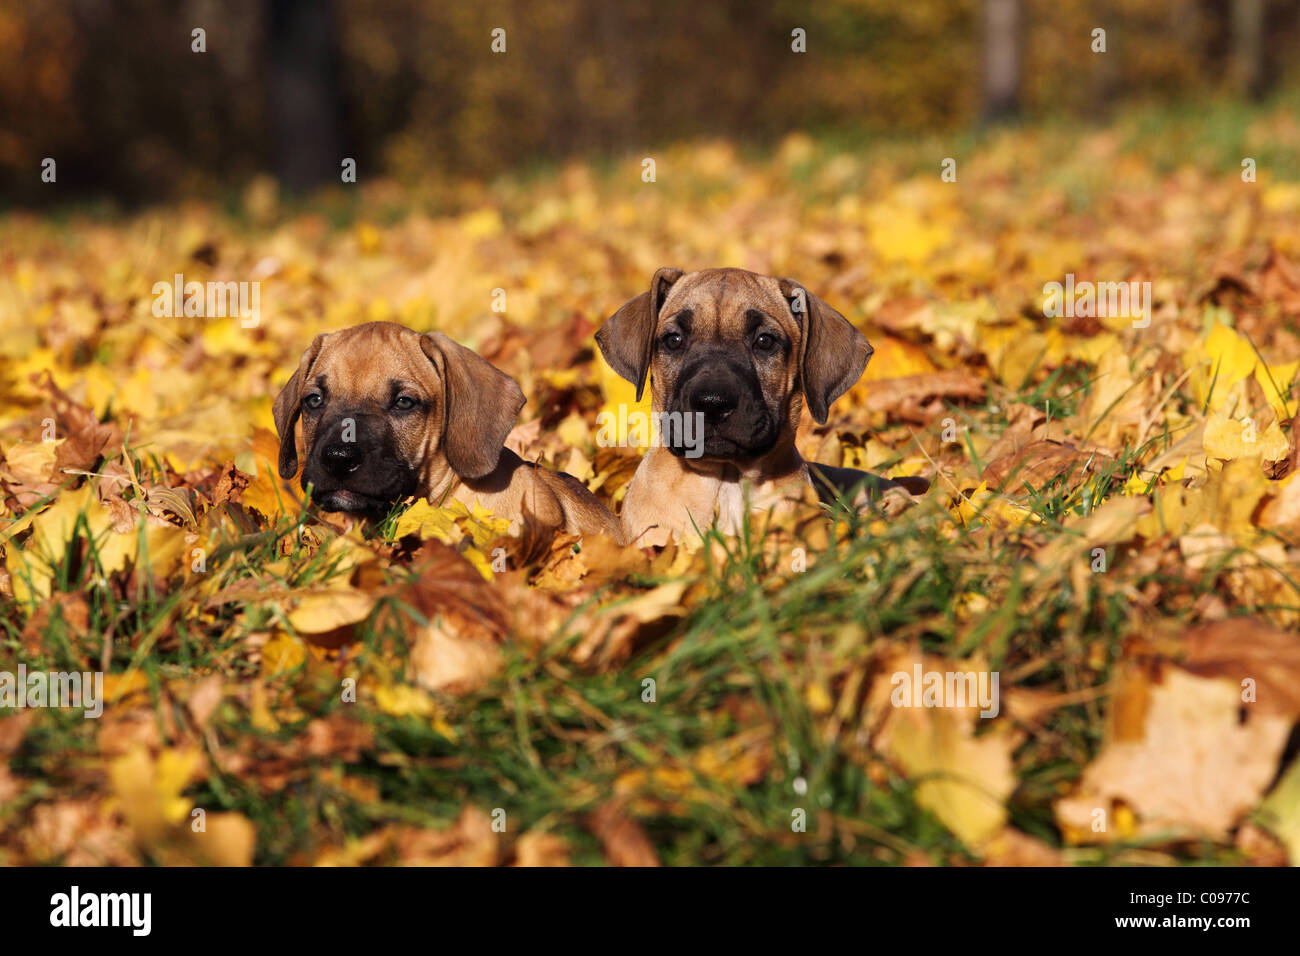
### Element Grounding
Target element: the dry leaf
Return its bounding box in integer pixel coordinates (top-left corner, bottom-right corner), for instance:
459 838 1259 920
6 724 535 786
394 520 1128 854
1056 666 1292 841
590 801 661 867
513 830 571 867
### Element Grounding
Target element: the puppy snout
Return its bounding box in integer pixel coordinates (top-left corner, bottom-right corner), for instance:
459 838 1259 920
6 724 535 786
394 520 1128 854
321 442 363 478
688 384 740 424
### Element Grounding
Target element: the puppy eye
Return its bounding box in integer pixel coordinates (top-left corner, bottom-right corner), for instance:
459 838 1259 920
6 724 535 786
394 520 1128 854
754 332 778 353
661 331 685 352
303 393 324 410
392 396 418 412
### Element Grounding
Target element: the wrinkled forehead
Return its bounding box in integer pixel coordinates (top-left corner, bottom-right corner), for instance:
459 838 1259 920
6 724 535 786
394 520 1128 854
312 328 436 397
659 270 799 336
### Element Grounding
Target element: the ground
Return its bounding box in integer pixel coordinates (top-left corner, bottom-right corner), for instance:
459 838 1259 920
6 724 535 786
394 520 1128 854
2 93 1300 865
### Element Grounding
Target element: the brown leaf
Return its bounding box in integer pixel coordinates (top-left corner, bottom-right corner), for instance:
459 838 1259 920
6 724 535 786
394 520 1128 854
513 830 571 867
39 372 124 475
0 712 35 757
210 461 251 506
54 420 122 475
185 675 225 732
1181 618 1300 718
97 709 163 757
303 713 373 761
860 369 986 422
19 592 89 658
375 541 509 694
982 440 1111 493
590 800 661 867
569 581 688 669
1055 665 1292 841
981 827 1067 866
397 806 498 866
390 541 506 638
1256 247 1300 317
410 622 503 695
25 799 137 866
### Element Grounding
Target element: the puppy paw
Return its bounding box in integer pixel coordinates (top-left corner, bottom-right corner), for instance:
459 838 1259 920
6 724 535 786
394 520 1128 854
875 484 922 517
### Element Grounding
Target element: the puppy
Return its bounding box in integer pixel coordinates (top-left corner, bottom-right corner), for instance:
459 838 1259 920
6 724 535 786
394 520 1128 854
273 321 621 538
596 268 924 546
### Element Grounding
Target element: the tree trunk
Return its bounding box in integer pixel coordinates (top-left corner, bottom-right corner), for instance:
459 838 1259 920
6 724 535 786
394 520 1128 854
1231 0 1267 98
268 0 344 192
982 0 1021 122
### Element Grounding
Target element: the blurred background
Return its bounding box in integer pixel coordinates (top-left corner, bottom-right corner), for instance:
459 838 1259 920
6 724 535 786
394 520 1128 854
2 0 1299 207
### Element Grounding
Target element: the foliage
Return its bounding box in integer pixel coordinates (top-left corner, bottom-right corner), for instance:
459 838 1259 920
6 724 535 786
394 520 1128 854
2 93 1300 865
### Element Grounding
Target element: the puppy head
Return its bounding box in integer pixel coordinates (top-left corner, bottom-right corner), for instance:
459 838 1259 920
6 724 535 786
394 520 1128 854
273 322 525 514
596 268 872 462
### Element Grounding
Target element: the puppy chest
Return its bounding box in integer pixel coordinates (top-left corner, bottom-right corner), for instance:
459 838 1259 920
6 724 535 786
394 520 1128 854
714 480 748 534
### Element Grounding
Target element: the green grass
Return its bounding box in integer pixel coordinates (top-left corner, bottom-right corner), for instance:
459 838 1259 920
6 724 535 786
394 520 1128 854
1 379 1263 865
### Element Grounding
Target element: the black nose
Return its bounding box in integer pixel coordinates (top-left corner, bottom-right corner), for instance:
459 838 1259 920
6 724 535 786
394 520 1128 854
689 386 739 424
321 442 362 478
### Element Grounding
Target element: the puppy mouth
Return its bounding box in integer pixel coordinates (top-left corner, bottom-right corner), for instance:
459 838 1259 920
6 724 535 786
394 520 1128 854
667 423 778 461
314 489 393 515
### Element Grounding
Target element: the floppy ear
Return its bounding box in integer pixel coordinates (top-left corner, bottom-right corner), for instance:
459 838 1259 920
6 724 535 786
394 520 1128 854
420 332 526 480
595 267 684 402
779 279 873 425
273 334 327 479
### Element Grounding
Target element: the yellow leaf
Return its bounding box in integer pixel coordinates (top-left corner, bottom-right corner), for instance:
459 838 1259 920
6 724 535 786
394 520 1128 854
238 431 298 520
951 481 1041 528
373 680 437 718
556 412 591 449
1204 413 1290 462
1255 359 1300 420
102 670 151 705
392 500 461 543
858 335 937 382
110 746 202 842
1203 321 1258 388
196 813 257 866
1258 757 1300 864
261 631 307 676
287 588 376 634
356 222 381 253
6 484 105 601
460 208 503 239
97 521 189 584
805 682 833 715
540 368 582 389
866 204 951 265
461 546 496 582
393 500 510 560
595 350 653 449
881 668 1015 849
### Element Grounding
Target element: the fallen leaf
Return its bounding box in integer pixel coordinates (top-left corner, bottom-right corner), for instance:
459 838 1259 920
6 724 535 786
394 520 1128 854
1055 666 1292 841
590 801 661 867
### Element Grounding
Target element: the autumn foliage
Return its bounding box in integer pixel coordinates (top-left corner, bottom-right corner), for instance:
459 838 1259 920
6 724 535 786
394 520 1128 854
3 94 1300 865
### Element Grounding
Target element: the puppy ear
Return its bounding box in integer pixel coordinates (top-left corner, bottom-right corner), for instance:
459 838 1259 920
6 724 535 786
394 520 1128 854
273 334 327 479
779 279 873 425
595 267 684 402
420 332 526 480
